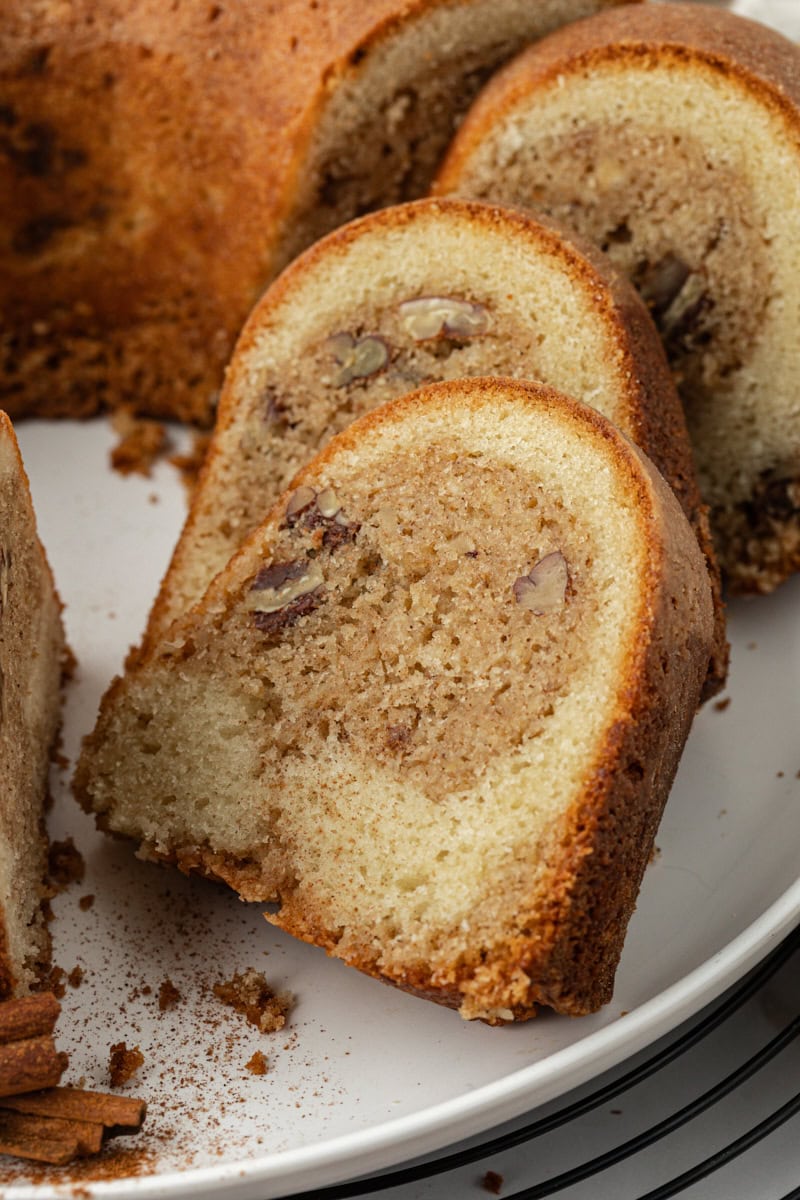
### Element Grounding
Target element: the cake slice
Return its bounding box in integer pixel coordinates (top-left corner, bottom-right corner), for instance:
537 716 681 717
75 378 715 1021
143 197 726 695
434 2 800 594
0 412 67 997
0 0 633 425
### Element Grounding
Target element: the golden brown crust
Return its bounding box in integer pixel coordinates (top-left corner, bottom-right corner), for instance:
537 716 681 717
0 412 65 996
436 2 800 186
135 840 280 904
0 0 632 424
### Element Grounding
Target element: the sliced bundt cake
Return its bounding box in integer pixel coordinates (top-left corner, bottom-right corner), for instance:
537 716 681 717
0 412 67 996
0 0 632 425
75 378 715 1021
142 197 725 694
435 2 800 593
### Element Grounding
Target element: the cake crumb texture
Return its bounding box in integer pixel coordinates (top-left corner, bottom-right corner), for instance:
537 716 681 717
435 2 800 592
0 412 66 997
76 378 714 1021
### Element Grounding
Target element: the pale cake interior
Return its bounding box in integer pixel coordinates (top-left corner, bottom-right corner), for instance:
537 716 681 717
439 60 800 579
82 396 654 990
0 426 63 994
157 206 647 636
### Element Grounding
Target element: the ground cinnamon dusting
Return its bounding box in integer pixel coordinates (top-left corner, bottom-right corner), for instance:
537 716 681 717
47 839 85 891
212 970 291 1034
109 407 173 478
244 1051 268 1076
0 1143 158 1186
108 1044 144 1088
158 980 181 1012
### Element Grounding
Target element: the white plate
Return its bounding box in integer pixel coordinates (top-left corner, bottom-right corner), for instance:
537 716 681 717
5 404 799 1200
6 3 800 1194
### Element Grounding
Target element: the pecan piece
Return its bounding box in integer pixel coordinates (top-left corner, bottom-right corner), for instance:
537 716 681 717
284 486 317 525
637 253 691 319
262 387 296 431
247 560 324 631
512 551 568 614
284 486 360 548
324 332 389 387
398 296 489 341
252 590 322 633
663 290 715 358
315 487 340 519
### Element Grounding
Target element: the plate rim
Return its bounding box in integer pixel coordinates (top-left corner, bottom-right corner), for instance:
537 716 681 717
8 881 799 1200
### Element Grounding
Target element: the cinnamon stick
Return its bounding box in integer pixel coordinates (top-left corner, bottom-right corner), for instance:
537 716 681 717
0 1109 103 1157
0 1109 83 1165
0 994 60 1045
0 995 149 1164
0 1037 67 1098
0 1087 145 1132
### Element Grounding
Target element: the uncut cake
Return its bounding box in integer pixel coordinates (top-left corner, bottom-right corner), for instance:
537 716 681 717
0 0 632 425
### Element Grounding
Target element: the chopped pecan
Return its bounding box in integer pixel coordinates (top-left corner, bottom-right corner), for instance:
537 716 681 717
315 487 340 519
284 486 317 524
283 486 360 548
248 560 324 631
663 291 715 357
637 253 691 319
513 551 568 614
263 388 296 430
324 332 389 386
398 296 489 341
252 589 322 633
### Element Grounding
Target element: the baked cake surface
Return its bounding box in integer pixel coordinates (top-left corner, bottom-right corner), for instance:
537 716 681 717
142 197 726 694
435 2 800 593
0 412 66 997
0 0 631 425
75 378 714 1021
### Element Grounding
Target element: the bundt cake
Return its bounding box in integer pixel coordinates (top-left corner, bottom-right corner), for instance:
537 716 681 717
75 378 715 1022
0 412 67 997
0 0 632 425
141 197 726 694
434 2 800 594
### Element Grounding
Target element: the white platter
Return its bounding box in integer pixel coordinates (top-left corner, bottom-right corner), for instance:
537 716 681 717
5 404 799 1200
5 2 800 1195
